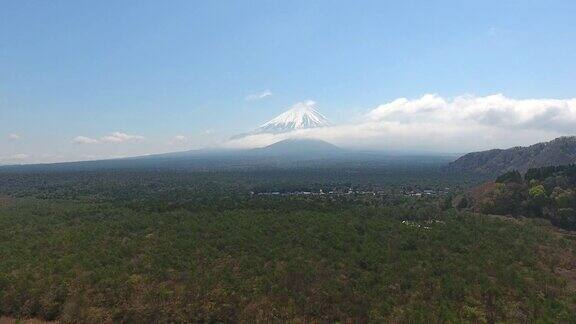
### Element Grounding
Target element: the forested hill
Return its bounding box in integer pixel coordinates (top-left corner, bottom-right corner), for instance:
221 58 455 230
464 164 576 230
448 136 576 176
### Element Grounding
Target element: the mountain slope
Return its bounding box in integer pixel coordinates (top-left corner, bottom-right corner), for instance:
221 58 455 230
448 136 576 176
249 138 341 157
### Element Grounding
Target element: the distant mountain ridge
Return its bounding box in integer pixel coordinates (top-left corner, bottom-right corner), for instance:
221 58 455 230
0 135 458 172
448 136 576 176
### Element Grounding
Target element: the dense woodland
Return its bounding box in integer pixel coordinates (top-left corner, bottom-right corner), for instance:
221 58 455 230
468 164 576 231
0 166 575 322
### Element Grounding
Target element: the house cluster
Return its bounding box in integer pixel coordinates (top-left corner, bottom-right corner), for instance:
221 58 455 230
252 187 390 197
401 219 445 229
252 187 451 198
403 187 451 197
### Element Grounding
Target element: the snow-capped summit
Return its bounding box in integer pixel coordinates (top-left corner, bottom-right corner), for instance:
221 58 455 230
230 101 330 140
254 101 329 134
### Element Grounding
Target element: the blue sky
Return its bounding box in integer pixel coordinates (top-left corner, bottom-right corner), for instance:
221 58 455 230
1 1 576 162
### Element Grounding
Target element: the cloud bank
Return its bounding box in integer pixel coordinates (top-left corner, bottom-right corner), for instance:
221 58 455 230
225 94 576 152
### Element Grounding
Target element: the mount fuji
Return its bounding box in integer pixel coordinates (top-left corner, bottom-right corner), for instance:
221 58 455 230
233 101 329 139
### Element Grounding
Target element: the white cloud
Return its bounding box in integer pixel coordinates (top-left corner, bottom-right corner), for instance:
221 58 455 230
0 153 29 163
73 132 145 145
101 132 145 143
368 94 576 132
225 94 576 153
73 136 100 144
173 135 187 142
245 90 273 101
168 135 188 145
8 134 21 140
11 153 28 160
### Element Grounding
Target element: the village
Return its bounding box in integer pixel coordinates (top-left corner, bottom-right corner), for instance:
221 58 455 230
251 186 451 197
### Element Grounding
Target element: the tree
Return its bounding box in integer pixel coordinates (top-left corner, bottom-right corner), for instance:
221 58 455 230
495 170 522 184
529 185 547 204
553 208 576 230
